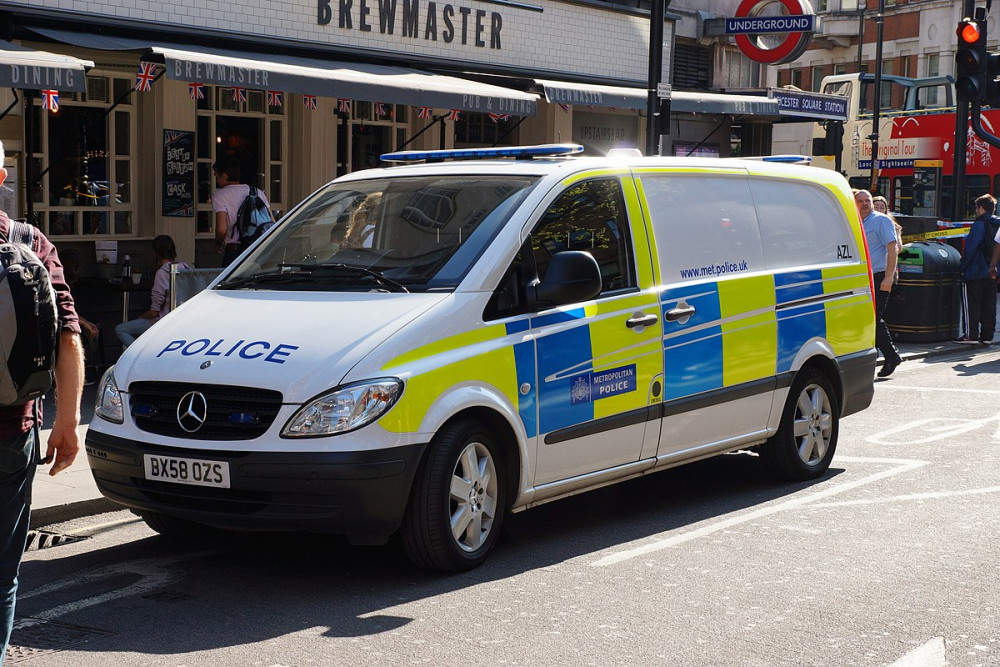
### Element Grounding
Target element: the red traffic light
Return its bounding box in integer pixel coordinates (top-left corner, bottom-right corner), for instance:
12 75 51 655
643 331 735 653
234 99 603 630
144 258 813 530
959 20 982 44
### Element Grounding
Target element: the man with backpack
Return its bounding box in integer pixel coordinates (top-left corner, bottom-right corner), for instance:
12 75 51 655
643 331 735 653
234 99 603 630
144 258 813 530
0 139 84 660
957 193 1000 345
211 157 274 267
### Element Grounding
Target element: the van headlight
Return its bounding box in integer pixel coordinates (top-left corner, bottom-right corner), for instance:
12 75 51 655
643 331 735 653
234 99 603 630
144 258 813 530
95 367 124 424
282 379 403 437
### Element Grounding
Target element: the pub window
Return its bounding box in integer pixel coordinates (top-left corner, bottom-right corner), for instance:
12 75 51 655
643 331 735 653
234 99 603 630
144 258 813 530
455 112 518 147
195 84 286 234
29 74 136 238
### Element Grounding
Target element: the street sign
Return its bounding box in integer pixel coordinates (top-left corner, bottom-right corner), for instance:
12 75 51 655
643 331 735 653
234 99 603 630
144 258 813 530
729 0 817 65
656 83 672 99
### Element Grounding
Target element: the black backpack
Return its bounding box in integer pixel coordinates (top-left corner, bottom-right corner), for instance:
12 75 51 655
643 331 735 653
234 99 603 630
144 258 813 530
236 186 272 251
982 215 1000 266
0 221 60 406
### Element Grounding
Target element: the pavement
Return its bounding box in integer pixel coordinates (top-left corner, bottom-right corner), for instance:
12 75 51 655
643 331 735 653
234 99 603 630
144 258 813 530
27 336 991 529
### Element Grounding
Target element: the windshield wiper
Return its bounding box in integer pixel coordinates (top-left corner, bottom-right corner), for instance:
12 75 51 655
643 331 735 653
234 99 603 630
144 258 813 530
216 269 309 290
309 263 409 292
217 263 409 292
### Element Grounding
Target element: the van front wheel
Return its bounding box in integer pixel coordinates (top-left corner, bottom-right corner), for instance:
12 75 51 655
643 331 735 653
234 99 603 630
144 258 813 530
761 368 839 481
401 419 506 571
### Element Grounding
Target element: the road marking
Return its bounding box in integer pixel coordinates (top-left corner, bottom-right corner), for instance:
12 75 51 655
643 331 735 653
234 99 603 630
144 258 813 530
814 485 1000 507
867 411 1000 445
15 552 210 627
591 456 926 567
877 384 1000 395
887 637 946 667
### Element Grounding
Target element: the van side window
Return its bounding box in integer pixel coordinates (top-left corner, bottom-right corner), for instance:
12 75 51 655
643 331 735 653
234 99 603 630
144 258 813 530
531 178 636 295
640 173 764 282
748 178 854 269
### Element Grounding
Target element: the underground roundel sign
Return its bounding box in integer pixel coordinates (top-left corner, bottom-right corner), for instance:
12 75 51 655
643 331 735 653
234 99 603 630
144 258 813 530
727 0 817 65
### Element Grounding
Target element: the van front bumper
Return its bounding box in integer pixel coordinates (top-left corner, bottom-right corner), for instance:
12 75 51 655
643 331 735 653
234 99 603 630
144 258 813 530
85 430 425 540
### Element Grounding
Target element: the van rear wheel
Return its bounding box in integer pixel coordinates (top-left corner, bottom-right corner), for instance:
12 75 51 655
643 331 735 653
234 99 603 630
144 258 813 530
760 367 839 481
401 419 506 572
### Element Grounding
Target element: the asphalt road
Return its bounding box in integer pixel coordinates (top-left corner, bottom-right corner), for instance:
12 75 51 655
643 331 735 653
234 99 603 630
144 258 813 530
8 347 1000 666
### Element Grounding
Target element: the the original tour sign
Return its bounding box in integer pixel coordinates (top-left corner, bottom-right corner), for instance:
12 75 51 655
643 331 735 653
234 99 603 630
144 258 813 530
727 0 817 65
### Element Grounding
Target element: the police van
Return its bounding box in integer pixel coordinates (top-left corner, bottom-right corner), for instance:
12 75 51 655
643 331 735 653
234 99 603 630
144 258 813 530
86 144 876 571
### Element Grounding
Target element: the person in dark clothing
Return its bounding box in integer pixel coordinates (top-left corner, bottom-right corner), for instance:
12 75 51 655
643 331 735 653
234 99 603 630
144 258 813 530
0 140 85 663
956 194 999 345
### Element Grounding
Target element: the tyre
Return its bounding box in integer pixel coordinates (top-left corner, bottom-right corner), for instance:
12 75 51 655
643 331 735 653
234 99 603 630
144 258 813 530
760 367 839 481
401 419 507 571
139 511 215 540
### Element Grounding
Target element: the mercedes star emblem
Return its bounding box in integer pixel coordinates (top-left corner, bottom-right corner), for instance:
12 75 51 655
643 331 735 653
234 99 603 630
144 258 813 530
177 391 208 433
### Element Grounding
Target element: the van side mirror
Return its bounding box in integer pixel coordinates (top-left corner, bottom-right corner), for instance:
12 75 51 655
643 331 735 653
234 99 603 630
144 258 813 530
529 250 602 308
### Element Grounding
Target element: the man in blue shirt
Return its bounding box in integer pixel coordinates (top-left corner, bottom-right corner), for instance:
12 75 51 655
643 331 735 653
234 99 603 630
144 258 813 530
957 194 999 345
855 189 902 377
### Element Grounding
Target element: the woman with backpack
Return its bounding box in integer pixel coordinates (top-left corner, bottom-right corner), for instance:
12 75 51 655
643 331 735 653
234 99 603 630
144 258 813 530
115 235 191 348
211 157 274 267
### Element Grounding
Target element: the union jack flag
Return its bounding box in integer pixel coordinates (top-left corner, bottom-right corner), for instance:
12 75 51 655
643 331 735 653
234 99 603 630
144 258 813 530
134 62 156 92
337 98 351 113
232 87 247 103
559 103 570 113
303 94 318 110
188 82 205 100
41 89 59 112
374 102 388 118
417 106 433 120
267 90 283 107
488 112 512 124
447 109 461 122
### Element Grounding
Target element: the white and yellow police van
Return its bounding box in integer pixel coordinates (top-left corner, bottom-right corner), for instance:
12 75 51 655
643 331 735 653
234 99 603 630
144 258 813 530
87 144 876 571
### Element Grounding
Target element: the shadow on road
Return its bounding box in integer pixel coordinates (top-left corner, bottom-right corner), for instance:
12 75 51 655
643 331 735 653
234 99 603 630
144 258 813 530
14 452 844 655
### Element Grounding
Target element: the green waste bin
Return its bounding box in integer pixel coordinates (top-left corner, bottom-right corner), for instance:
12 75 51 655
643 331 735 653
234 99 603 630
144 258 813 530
883 241 961 342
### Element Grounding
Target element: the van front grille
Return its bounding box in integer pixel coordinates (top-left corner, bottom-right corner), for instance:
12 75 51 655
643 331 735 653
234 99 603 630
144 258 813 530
128 382 284 441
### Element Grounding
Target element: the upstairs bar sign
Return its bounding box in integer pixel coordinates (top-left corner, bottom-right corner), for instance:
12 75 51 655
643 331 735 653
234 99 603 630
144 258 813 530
727 0 818 65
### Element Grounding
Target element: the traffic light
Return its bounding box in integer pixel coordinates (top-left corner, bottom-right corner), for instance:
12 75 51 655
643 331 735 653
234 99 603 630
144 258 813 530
987 53 1000 107
956 18 988 102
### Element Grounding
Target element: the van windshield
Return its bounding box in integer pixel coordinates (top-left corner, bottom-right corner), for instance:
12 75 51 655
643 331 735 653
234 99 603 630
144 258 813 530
220 174 539 292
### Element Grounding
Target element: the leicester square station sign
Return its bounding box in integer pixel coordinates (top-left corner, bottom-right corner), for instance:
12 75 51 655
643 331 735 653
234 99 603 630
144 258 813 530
726 0 818 65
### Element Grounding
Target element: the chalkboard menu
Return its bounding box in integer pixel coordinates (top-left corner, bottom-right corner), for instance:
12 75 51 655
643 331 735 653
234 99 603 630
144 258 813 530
162 129 195 217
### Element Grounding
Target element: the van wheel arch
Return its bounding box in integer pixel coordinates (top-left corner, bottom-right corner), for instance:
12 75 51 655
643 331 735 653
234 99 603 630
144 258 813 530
798 355 844 417
761 363 840 481
401 409 520 571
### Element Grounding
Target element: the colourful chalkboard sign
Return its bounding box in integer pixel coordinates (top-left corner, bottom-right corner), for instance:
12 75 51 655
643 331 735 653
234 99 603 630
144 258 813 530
163 129 194 217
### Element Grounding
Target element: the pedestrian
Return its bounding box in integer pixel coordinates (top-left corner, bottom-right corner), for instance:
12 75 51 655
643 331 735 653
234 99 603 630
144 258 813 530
856 189 903 377
212 157 272 267
115 235 191 348
0 139 84 663
873 195 904 278
962 194 1000 345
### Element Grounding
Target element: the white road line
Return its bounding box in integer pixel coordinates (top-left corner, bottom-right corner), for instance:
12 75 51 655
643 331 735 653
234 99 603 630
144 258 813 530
590 456 926 567
877 384 1000 395
886 637 946 667
814 485 1000 507
15 552 210 627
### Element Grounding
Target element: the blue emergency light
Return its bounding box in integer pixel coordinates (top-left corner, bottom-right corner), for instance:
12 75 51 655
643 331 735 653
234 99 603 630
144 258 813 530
758 155 812 164
380 143 584 162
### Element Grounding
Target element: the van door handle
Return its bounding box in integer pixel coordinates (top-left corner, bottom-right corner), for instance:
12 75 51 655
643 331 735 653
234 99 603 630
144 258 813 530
665 304 696 322
626 313 659 329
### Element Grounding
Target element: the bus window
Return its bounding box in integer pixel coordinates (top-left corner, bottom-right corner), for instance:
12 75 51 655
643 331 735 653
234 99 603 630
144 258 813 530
823 81 852 98
894 177 914 216
941 175 990 220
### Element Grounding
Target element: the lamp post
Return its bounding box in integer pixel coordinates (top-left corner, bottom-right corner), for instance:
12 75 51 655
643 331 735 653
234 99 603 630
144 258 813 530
646 0 671 156
868 0 885 193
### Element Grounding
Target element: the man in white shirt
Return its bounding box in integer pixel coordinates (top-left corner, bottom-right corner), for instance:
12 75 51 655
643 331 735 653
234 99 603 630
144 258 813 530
212 158 272 267
856 189 902 377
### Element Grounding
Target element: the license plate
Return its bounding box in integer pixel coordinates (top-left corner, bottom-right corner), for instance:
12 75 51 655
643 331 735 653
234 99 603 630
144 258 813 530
143 454 231 489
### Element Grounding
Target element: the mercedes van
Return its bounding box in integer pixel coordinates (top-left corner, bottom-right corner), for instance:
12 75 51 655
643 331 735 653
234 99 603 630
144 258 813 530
86 144 876 571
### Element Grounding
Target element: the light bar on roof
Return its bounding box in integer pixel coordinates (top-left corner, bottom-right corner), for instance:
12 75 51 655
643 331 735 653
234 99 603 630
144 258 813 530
380 143 584 162
757 155 812 164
